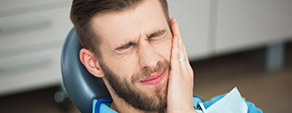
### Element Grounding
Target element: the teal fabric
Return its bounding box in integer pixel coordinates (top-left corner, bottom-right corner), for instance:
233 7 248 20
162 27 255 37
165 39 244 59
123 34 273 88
93 95 263 113
99 103 117 113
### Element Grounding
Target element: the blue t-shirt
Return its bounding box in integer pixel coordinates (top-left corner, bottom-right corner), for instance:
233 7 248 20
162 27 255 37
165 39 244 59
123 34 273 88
92 95 263 113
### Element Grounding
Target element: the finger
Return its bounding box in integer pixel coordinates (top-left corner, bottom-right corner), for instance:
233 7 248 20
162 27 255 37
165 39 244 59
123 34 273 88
180 44 193 78
181 40 189 63
171 19 183 58
171 19 193 78
171 18 181 38
170 31 180 69
170 18 181 66
175 23 185 59
171 19 190 68
171 19 187 58
181 42 192 70
170 18 193 75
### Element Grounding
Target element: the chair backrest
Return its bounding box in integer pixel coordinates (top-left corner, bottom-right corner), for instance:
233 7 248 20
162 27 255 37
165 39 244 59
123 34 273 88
61 28 111 113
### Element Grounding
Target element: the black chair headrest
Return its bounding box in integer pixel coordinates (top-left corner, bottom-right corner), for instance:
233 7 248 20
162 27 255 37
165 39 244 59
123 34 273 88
61 28 111 113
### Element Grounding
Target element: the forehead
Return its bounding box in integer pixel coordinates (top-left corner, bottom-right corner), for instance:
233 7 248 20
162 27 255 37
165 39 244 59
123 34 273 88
90 0 168 48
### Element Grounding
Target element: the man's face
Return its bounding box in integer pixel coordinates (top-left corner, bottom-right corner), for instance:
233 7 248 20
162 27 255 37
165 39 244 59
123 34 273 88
91 0 172 111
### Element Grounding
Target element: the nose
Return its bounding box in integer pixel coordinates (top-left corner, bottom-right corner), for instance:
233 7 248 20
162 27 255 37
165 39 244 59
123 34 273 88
138 40 161 71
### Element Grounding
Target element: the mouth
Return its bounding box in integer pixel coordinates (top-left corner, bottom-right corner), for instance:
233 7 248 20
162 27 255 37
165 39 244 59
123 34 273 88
140 69 166 85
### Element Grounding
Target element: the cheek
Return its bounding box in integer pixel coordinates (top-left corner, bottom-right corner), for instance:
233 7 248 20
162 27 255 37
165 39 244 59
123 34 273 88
107 55 139 80
152 38 172 61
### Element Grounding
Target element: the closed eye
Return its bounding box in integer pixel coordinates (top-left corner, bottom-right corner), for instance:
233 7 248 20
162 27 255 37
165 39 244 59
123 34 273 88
115 41 136 51
147 30 166 40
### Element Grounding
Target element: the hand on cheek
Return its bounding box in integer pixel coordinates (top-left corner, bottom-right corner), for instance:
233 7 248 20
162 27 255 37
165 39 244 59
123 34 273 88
167 18 196 113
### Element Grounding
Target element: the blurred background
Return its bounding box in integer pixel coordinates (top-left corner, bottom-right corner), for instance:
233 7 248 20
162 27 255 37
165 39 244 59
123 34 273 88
0 0 291 113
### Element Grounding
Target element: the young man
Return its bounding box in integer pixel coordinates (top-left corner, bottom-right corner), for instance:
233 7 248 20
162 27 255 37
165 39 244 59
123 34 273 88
70 0 262 113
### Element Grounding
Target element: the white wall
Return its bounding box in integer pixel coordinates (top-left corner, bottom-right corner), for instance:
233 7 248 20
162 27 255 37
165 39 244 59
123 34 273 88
168 0 292 59
168 0 212 60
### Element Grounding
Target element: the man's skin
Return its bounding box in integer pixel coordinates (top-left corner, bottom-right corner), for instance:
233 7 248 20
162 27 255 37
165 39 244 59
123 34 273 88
79 0 196 113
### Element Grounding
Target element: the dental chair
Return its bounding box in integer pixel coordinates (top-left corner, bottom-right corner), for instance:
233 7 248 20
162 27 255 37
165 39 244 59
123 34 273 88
61 28 110 113
61 28 204 113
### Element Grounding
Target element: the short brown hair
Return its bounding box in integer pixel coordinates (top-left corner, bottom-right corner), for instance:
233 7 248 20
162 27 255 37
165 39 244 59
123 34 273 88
70 0 169 58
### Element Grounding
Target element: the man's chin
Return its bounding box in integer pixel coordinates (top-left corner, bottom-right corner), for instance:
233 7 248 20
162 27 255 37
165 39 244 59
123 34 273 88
135 89 167 112
128 81 167 110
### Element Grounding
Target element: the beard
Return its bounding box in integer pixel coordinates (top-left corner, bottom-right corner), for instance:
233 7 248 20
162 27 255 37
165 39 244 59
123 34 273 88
99 60 170 112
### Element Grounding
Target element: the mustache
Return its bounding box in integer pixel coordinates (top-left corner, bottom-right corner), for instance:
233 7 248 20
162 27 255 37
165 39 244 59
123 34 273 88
131 60 171 83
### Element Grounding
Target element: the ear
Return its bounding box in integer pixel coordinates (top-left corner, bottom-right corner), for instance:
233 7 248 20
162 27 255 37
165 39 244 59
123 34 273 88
79 48 104 78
